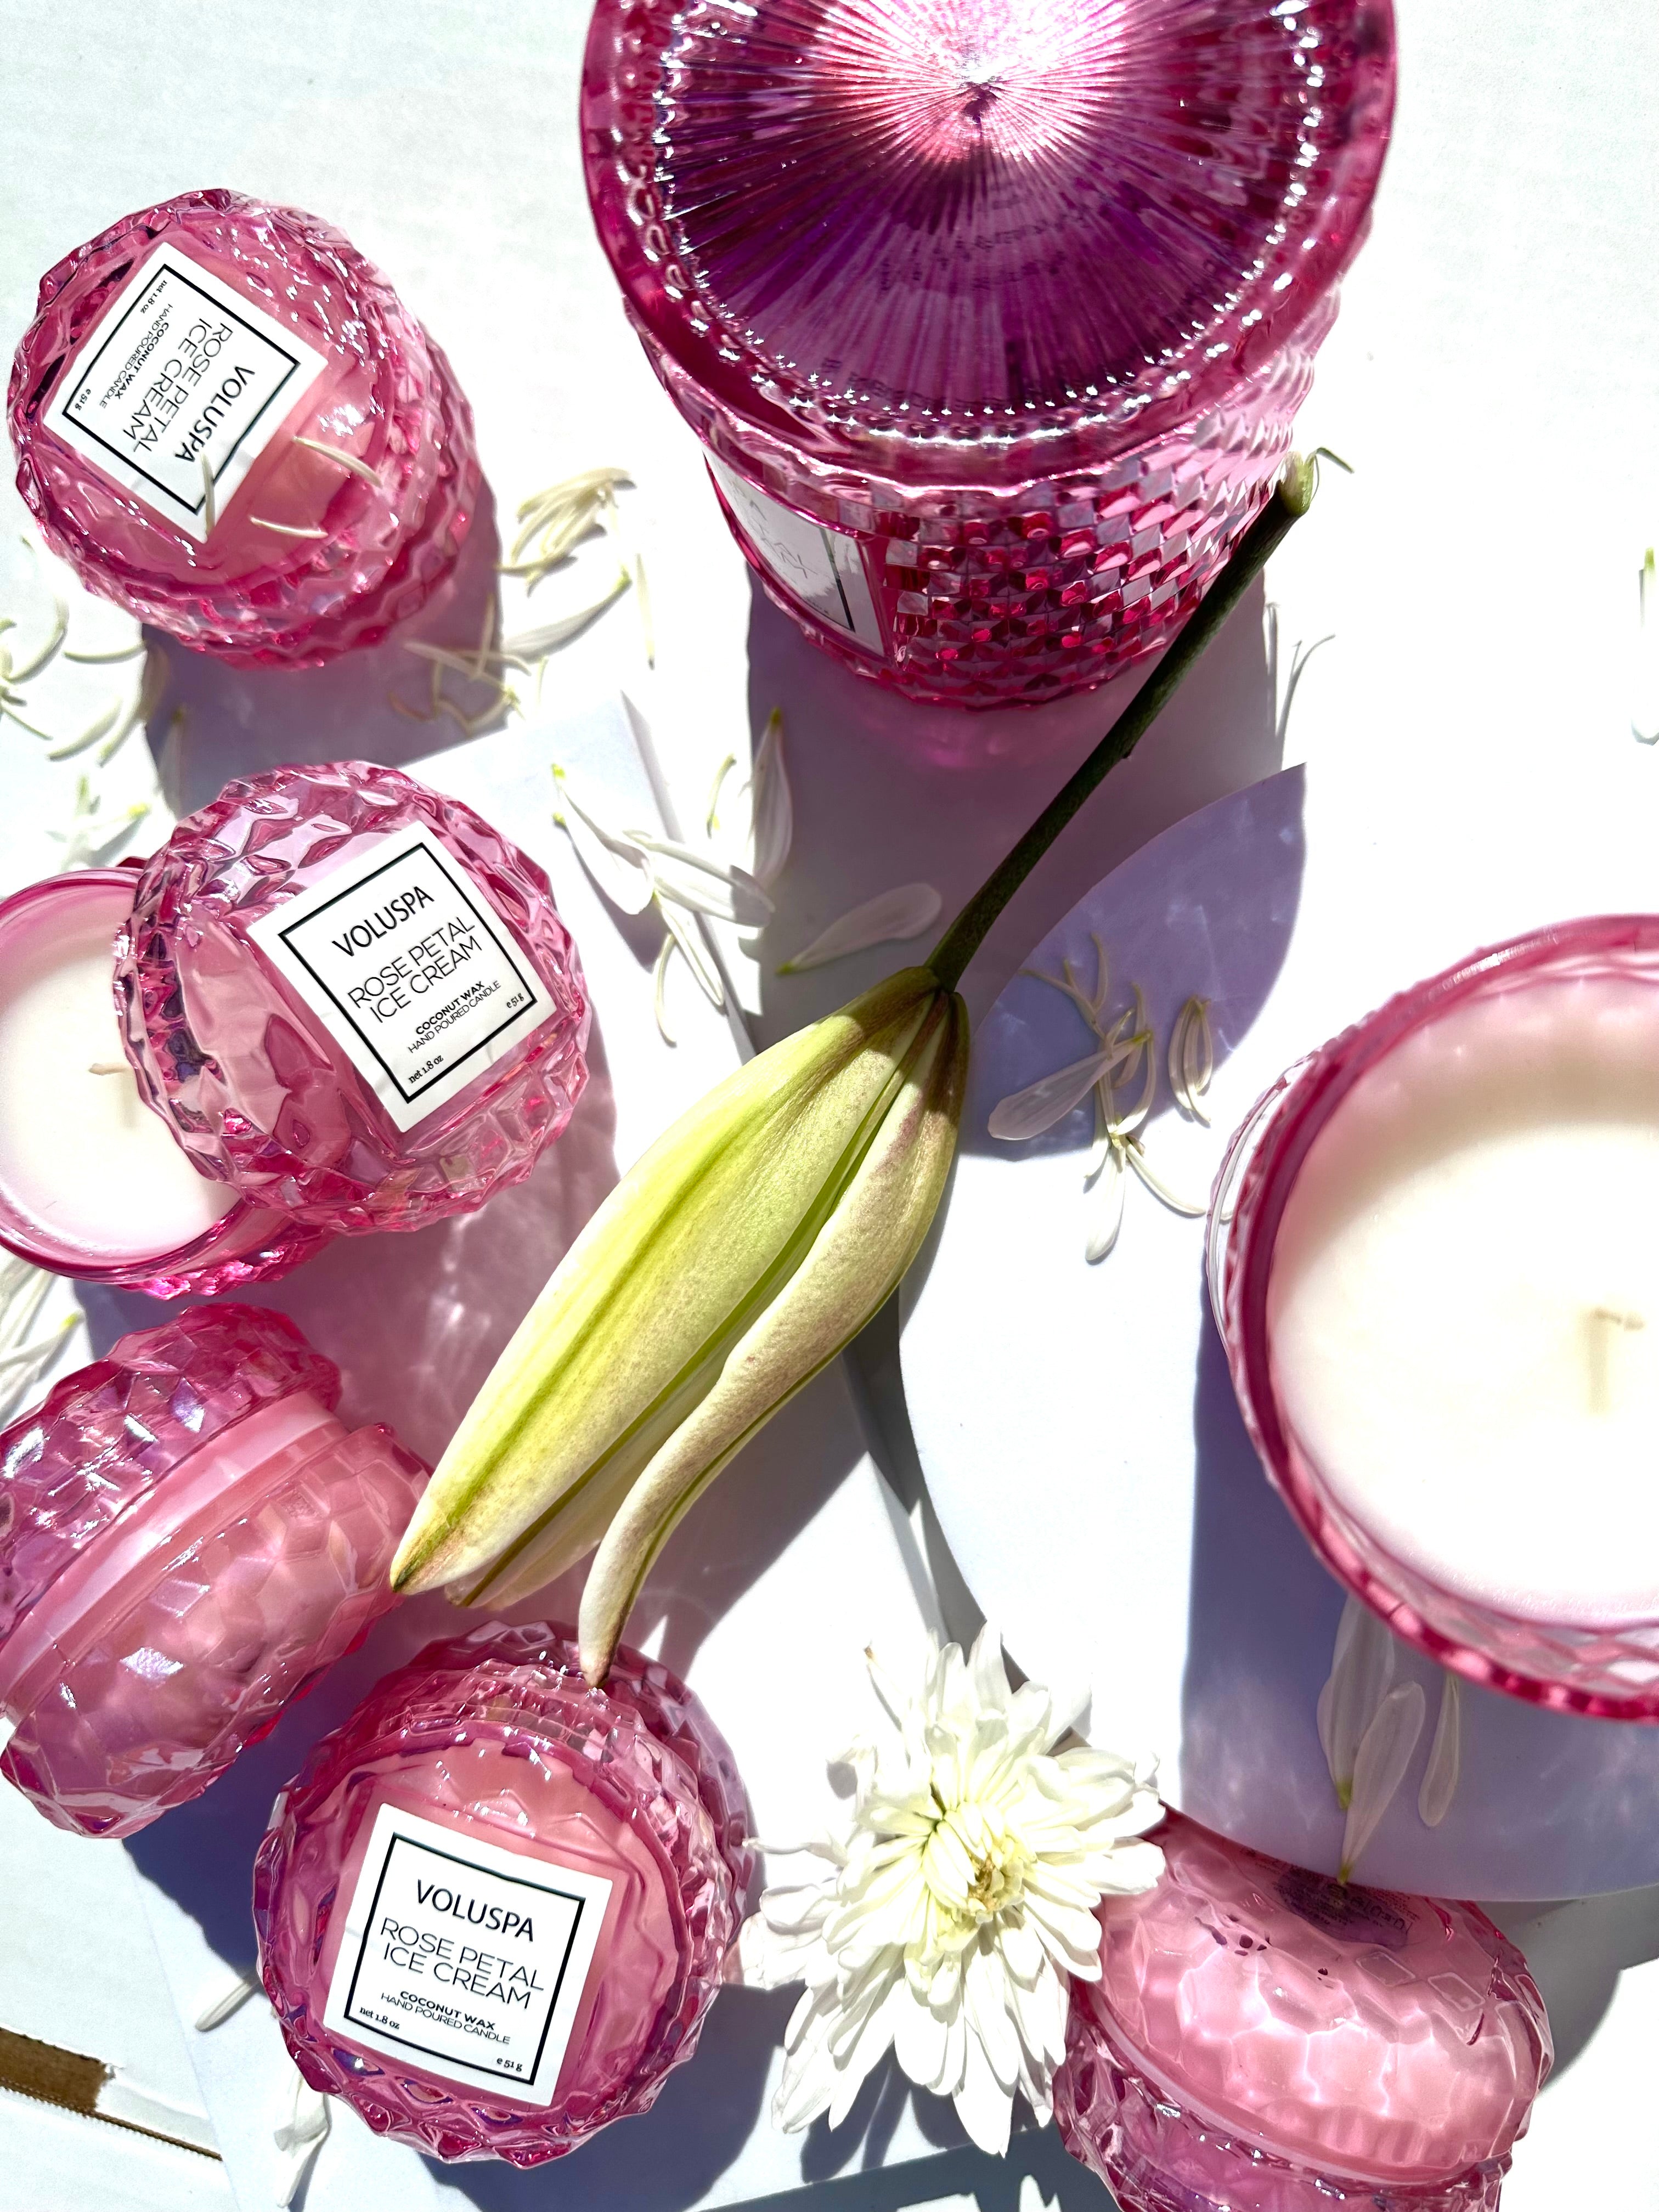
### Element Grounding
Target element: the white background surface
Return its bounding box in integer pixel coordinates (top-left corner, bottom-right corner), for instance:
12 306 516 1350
0 1 1656 2208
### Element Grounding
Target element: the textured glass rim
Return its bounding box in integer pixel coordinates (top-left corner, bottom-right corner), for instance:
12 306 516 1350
581 0 1398 487
1210 914 1659 1717
0 870 287 1283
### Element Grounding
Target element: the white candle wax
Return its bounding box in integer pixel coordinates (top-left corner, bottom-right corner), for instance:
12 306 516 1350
1268 975 1659 1627
0 879 234 1264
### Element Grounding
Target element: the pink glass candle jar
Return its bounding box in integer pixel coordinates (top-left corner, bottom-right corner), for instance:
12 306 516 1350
0 1303 427 1840
583 0 1394 710
1055 1812 1550 2212
8 189 478 665
254 1621 752 2165
0 867 324 1297
116 757 589 1240
1211 916 1659 1719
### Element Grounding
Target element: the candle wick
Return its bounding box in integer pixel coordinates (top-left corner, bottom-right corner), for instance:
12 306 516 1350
1584 1305 1646 1415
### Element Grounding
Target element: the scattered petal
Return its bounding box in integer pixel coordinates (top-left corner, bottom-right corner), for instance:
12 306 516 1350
778 883 942 975
751 708 793 889
1418 1673 1462 1829
658 896 725 1011
652 930 678 1048
1321 1596 1396 1808
631 832 774 927
1339 1681 1426 1881
293 434 382 488
705 751 737 839
990 1043 1133 1143
195 1971 261 2032
551 768 654 915
1082 1146 1125 1263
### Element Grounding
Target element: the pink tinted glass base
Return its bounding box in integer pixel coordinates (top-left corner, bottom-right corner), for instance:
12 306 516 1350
1055 1814 1549 2212
0 870 326 1297
8 190 478 667
116 761 591 1235
254 1622 752 2166
584 0 1394 708
1210 916 1659 1719
0 1306 426 1839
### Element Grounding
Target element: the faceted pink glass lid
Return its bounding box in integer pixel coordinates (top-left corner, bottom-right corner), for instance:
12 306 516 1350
116 759 591 1235
254 1621 753 2164
585 0 1396 475
0 1302 333 1658
1068 1813 1549 2186
7 189 478 665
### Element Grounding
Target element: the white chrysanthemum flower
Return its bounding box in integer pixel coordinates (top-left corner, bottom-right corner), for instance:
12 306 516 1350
738 1628 1165 2157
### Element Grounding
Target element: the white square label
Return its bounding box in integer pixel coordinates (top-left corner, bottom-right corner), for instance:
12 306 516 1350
709 459 884 655
247 825 557 1132
322 1804 612 2104
44 243 328 539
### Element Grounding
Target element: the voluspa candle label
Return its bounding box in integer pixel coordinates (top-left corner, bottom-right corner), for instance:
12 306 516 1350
709 459 883 653
44 244 327 540
322 1803 612 2103
249 824 556 1132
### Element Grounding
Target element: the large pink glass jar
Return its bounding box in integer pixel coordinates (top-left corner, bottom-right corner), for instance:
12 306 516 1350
254 1621 752 2165
8 190 478 665
1211 916 1659 1719
583 0 1395 709
116 759 590 1238
0 1304 427 1840
1055 1812 1550 2212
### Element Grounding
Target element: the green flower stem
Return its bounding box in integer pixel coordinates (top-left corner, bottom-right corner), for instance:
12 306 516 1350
926 480 1311 994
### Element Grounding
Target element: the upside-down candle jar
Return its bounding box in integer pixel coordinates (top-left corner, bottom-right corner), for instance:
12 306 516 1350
254 1622 752 2164
1054 1812 1550 2212
1211 916 1659 1718
8 189 478 664
583 0 1395 712
0 1304 427 1839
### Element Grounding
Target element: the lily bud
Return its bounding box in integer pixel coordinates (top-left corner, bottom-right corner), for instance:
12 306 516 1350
390 967 967 1680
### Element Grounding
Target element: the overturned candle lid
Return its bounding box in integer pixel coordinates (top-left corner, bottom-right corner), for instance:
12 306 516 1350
1056 1812 1550 2212
7 189 478 665
116 758 590 1235
0 1302 427 1839
254 1620 752 2163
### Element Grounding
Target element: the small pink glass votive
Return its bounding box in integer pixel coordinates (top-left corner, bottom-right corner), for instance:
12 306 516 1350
1054 1813 1550 2212
1210 916 1659 1719
0 867 324 1297
116 758 590 1239
8 189 478 665
583 0 1394 710
0 1304 427 1840
254 1621 752 2166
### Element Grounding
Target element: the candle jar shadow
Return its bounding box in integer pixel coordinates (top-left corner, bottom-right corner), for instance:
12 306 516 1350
743 567 1290 1058
144 477 508 820
1182 1295 1659 1901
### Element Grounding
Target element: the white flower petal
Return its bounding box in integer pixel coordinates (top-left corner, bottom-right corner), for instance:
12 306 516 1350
751 708 793 889
633 832 775 926
657 897 725 1011
778 883 943 975
1322 1596 1396 1804
1082 1143 1125 1261
1340 1681 1427 1880
1418 1673 1462 1829
953 2022 1015 2156
990 1047 1128 1144
551 770 654 913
